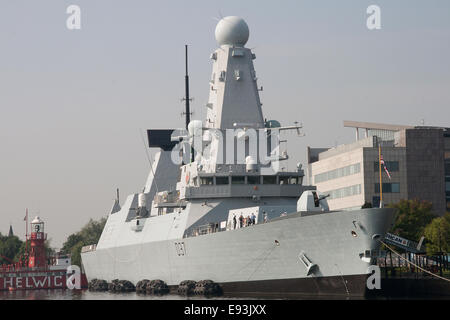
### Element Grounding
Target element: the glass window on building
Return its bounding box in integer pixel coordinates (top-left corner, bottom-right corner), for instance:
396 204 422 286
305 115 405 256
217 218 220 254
445 160 450 174
368 129 395 141
231 176 245 184
446 177 450 197
262 176 277 184
374 161 399 172
374 183 400 193
391 183 400 193
447 172 450 210
314 163 360 184
216 177 229 185
325 184 361 200
372 196 380 208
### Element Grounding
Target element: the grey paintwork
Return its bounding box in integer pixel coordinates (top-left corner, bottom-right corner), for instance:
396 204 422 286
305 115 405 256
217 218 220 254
82 206 395 287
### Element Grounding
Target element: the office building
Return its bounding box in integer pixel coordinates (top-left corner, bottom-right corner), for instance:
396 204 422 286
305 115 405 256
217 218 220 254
307 121 450 215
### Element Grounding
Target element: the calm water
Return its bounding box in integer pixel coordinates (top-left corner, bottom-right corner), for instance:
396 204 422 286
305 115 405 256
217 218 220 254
0 289 447 300
0 289 260 300
0 289 366 300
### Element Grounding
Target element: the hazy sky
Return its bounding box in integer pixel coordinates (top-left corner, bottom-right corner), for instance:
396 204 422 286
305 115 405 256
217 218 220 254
1 1 449 248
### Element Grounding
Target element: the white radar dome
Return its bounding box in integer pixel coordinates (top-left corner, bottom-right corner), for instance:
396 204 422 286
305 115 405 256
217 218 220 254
215 16 249 47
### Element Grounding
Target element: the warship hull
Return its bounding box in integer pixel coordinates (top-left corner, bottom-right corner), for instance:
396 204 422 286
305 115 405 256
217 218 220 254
82 207 394 297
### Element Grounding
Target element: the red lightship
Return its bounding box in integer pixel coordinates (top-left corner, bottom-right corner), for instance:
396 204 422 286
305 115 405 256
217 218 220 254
0 214 88 291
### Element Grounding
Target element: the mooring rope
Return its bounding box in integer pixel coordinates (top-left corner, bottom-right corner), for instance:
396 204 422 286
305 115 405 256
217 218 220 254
334 263 350 295
379 240 450 283
246 245 277 281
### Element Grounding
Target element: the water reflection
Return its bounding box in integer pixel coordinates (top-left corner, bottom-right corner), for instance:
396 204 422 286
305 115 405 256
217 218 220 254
0 289 254 300
0 289 446 300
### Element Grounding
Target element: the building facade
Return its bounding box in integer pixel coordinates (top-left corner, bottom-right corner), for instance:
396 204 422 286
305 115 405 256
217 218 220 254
443 129 450 212
307 121 450 215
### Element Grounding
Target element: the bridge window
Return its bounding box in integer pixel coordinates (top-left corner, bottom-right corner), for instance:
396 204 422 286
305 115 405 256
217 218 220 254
289 177 300 184
279 177 289 185
216 177 229 185
263 176 277 184
200 177 213 185
247 176 260 184
231 176 245 184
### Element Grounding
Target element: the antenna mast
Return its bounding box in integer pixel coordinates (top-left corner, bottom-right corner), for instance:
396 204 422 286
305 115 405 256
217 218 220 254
25 208 28 265
183 44 192 130
182 44 194 163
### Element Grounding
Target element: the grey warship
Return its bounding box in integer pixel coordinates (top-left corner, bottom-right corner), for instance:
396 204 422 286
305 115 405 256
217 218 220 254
81 16 395 297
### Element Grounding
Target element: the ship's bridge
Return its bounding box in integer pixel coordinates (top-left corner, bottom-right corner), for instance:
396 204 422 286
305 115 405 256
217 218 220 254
151 167 313 210
185 170 311 199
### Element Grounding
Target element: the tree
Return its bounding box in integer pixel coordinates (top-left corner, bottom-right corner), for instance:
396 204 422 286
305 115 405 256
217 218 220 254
61 233 83 253
0 234 23 265
424 213 450 255
44 238 56 259
69 241 85 267
61 217 107 267
13 241 28 264
361 202 372 209
78 218 107 246
388 199 436 241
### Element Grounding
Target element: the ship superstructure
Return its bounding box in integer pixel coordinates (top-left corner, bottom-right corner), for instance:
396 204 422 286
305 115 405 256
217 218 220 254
81 16 395 297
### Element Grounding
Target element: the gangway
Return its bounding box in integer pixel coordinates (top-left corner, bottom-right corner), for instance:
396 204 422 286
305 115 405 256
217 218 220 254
384 233 425 254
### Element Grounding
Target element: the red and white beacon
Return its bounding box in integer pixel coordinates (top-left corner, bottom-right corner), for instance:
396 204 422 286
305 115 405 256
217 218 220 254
28 216 47 269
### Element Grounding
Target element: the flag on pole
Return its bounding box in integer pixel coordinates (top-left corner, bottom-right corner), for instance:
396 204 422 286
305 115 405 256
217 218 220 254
24 208 28 221
380 154 391 179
